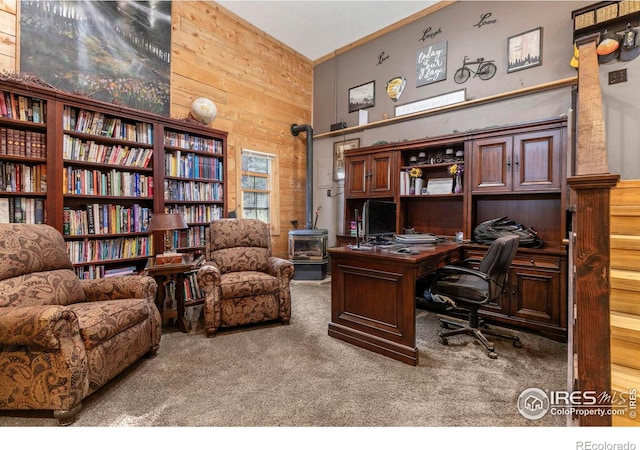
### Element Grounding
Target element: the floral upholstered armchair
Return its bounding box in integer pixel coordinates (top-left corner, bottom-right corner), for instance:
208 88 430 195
0 224 161 425
197 218 294 337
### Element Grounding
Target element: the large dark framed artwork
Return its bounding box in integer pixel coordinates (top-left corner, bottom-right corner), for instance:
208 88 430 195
20 0 172 115
348 81 375 113
507 27 543 73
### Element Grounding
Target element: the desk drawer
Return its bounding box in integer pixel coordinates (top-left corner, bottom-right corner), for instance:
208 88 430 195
416 252 459 278
511 255 561 270
465 249 561 270
439 252 459 267
417 260 436 279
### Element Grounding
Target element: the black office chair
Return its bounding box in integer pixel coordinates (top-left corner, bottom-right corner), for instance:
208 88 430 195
429 235 522 359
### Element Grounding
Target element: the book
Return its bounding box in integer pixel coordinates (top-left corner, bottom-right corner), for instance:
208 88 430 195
87 204 95 234
13 197 23 223
0 93 7 117
32 99 41 123
17 96 27 121
34 198 44 224
0 198 9 223
62 207 71 235
0 128 6 155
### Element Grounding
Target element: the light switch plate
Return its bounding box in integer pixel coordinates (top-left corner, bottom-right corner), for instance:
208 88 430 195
608 69 628 85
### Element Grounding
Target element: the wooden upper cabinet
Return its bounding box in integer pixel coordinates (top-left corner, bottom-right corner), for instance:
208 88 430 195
345 150 396 198
472 128 562 193
514 129 562 191
471 136 512 192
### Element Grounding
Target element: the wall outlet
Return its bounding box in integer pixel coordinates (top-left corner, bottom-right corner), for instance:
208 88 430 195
326 189 331 197
608 69 627 85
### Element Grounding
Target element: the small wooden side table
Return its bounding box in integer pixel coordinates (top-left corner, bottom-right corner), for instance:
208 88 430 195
146 263 199 333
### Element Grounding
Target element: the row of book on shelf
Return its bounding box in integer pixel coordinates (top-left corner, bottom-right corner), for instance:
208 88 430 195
0 197 45 224
75 265 138 280
0 128 46 157
63 167 153 197
165 204 222 224
63 203 151 236
169 225 208 249
0 90 45 123
65 236 152 264
164 179 223 202
0 162 47 193
164 131 222 153
62 105 153 144
183 270 205 302
63 135 153 168
164 151 223 180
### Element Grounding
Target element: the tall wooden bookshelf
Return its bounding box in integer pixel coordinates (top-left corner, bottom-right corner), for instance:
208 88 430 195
162 123 225 256
0 78 227 279
0 86 48 226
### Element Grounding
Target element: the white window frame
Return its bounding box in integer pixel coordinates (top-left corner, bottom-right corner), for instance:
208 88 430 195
239 148 280 235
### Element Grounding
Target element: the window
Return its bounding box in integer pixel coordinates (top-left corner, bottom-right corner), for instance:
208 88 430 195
240 149 279 233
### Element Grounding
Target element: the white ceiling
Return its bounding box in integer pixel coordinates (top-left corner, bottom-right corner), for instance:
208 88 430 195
216 1 441 61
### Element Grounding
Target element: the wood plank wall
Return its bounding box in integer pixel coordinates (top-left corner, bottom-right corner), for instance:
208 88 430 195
0 0 313 257
0 0 17 72
610 180 640 426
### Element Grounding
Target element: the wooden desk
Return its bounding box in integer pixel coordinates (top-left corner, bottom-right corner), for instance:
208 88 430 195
328 242 462 365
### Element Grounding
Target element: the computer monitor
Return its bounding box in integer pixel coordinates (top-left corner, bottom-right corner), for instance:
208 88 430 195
364 200 396 243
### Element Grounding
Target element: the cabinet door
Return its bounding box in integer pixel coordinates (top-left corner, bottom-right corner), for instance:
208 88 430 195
508 262 564 327
369 151 395 197
471 136 512 193
513 129 562 191
345 155 368 197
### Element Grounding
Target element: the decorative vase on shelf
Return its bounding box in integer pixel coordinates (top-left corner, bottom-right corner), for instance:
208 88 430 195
409 178 416 195
454 173 463 194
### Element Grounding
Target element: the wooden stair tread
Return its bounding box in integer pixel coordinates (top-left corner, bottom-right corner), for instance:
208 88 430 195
611 205 640 216
611 269 640 292
611 311 640 331
611 235 640 249
611 311 640 345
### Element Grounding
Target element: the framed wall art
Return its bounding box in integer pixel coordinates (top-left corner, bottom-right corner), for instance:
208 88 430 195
20 0 172 115
333 138 359 180
507 27 543 73
348 81 375 113
416 40 448 87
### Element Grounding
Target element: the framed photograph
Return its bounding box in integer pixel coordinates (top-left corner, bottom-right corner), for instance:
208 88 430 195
333 138 359 180
507 27 543 73
348 81 375 113
426 177 454 195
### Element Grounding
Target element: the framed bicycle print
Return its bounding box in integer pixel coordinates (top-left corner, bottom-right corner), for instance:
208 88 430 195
333 138 359 180
507 27 543 73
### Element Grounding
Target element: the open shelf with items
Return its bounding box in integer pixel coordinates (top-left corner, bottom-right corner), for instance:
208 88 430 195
0 78 228 279
398 140 467 238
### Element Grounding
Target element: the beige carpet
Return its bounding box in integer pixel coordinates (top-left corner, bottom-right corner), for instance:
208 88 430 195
0 278 567 427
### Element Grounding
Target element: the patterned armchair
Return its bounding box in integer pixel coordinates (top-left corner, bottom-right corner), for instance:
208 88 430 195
0 224 161 425
197 218 294 337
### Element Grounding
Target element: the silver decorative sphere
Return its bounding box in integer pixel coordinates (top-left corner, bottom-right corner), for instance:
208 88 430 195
190 97 217 124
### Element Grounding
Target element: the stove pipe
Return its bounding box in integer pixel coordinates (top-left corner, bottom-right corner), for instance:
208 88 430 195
290 123 314 230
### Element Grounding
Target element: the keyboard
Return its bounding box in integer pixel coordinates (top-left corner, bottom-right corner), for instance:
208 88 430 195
394 233 438 244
